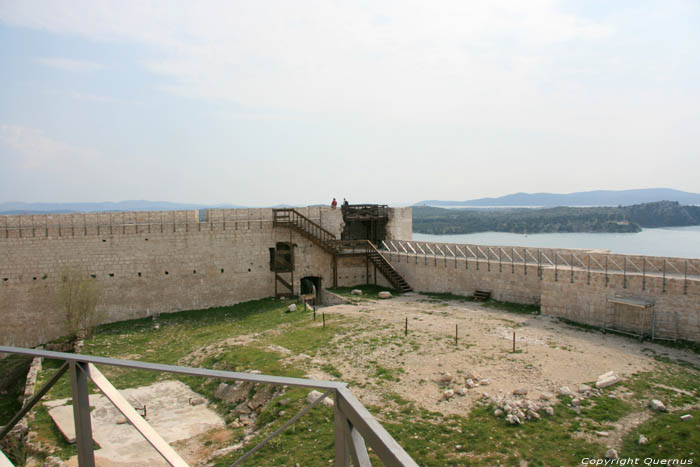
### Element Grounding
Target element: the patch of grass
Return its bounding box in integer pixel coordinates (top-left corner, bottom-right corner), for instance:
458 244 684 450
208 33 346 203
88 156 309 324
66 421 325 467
374 365 401 382
0 354 31 425
481 299 540 315
420 292 474 302
320 363 342 378
580 395 634 422
622 409 700 461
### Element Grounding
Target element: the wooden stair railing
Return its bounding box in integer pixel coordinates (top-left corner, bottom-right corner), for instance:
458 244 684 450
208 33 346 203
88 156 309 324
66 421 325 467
273 209 338 254
273 209 413 293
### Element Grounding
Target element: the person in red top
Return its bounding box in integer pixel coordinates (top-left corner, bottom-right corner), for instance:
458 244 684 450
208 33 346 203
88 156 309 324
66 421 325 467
331 198 338 208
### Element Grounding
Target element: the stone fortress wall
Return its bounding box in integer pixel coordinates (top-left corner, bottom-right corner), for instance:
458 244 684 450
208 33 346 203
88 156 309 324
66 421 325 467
384 243 700 342
0 207 397 348
2 205 699 347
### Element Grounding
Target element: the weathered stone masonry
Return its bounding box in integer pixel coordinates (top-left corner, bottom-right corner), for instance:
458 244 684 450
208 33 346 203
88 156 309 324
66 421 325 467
2 205 699 347
385 246 700 341
0 207 403 348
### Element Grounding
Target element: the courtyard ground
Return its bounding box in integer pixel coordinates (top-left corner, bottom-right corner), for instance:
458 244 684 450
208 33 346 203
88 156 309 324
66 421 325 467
2 287 699 466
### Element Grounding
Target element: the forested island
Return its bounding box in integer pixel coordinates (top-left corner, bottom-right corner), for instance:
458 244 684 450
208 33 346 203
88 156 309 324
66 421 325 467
413 201 700 235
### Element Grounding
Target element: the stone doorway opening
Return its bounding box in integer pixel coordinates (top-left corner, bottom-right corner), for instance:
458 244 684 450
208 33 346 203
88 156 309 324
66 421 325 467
300 276 321 304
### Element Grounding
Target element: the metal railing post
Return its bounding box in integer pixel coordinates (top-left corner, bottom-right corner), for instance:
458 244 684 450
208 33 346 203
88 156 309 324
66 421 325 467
334 390 349 466
70 361 95 467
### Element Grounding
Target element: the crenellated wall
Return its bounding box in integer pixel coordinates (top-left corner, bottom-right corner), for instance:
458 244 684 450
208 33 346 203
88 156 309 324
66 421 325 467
3 204 699 347
385 247 700 341
0 207 355 348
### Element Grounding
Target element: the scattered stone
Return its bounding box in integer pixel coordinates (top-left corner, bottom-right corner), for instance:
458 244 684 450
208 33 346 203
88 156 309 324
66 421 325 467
571 398 581 407
437 373 453 385
287 304 297 313
456 388 467 396
578 384 591 393
188 397 205 406
378 291 392 299
595 431 609 437
544 407 554 416
153 324 160 330
513 388 528 396
465 370 479 380
539 392 553 401
527 409 540 420
443 390 455 400
649 400 667 412
455 445 462 451
605 449 619 460
559 386 572 396
465 378 479 389
278 410 286 416
116 417 128 425
307 390 325 404
351 289 363 296
638 434 648 445
680 414 693 421
596 371 621 389
506 414 520 425
494 409 504 417
479 378 490 386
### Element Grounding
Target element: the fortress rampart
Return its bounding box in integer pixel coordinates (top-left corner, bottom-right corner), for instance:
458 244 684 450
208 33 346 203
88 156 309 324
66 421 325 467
383 241 700 341
2 206 699 347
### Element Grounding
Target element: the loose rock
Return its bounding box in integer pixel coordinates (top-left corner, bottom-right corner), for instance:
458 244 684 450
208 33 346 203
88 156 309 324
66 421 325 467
649 400 666 412
443 389 455 400
680 414 693 421
638 434 648 445
605 449 619 460
559 386 572 396
596 371 621 389
287 304 297 312
351 289 363 296
378 291 392 299
513 388 528 396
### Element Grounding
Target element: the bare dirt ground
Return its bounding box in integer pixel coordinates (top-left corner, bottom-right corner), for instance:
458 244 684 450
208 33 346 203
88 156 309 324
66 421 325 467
307 293 700 417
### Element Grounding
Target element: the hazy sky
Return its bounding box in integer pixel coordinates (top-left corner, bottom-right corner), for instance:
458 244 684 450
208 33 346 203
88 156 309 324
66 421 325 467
1 1 699 206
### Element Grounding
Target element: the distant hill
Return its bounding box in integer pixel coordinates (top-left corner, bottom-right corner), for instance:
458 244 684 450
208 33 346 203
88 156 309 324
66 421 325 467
416 188 700 207
413 201 700 235
0 200 247 215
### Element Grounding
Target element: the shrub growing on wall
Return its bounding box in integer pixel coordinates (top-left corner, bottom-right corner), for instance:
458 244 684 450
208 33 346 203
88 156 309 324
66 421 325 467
58 268 104 340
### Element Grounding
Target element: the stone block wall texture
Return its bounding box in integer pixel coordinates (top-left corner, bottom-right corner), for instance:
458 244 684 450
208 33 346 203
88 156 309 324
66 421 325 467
385 249 700 341
0 207 390 348
3 205 699 347
385 207 412 241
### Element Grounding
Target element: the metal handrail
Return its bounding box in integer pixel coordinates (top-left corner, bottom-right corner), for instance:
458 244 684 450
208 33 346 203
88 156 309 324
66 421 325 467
382 240 699 277
0 346 417 467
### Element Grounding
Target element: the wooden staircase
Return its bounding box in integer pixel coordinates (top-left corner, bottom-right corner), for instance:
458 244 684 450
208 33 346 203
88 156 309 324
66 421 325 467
273 209 412 293
367 243 413 293
273 209 338 254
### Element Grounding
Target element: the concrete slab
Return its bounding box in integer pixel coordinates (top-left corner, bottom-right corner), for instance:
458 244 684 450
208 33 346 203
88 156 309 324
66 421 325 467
46 380 224 465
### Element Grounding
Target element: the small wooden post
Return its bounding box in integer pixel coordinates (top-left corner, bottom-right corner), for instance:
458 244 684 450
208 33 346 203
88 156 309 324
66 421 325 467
323 312 326 328
405 317 408 337
512 332 516 353
455 324 458 346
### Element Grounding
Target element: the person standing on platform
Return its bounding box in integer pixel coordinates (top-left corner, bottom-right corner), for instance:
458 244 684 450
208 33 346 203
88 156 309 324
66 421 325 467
331 198 338 209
